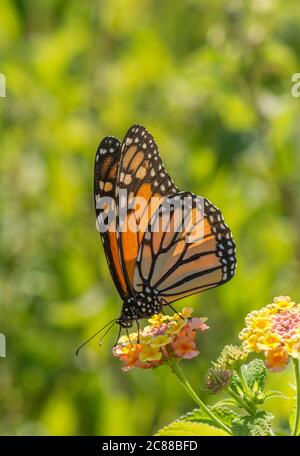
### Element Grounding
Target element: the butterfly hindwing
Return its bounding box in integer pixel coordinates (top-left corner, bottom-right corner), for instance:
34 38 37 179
134 192 236 303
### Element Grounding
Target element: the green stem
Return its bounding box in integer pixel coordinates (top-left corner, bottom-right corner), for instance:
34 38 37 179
227 387 254 416
235 366 257 416
168 361 232 435
292 358 300 436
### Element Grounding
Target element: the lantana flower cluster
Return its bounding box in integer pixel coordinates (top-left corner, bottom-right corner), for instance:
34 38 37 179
113 307 208 371
239 296 300 372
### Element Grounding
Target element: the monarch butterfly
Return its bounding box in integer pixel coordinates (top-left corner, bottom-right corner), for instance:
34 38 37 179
93 124 236 328
76 125 236 353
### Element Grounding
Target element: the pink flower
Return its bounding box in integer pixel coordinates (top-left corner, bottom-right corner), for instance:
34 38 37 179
189 317 209 332
240 296 300 372
172 335 199 359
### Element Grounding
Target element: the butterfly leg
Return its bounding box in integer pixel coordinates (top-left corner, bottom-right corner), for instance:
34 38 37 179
126 327 133 347
114 325 122 347
135 319 141 344
164 301 184 320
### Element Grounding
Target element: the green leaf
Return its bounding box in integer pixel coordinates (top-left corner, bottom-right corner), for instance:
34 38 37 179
230 371 242 394
179 408 213 425
244 359 267 391
211 398 240 409
156 421 229 436
211 402 239 426
232 411 274 436
264 390 289 401
179 404 238 427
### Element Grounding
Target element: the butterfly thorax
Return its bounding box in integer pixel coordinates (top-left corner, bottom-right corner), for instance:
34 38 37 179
117 288 163 328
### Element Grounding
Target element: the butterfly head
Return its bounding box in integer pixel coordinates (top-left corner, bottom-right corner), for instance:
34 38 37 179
116 309 133 328
117 292 163 328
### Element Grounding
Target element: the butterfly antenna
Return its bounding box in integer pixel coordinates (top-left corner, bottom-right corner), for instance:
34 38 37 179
75 318 117 356
98 320 117 347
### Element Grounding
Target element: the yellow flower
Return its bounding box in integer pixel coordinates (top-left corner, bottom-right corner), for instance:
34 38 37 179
166 319 187 335
265 303 279 315
289 344 300 359
240 328 266 352
118 333 138 344
246 333 262 352
148 314 168 326
249 316 271 332
257 332 282 351
139 334 154 346
180 307 194 318
150 334 172 347
117 335 130 345
139 345 162 362
273 296 295 310
113 344 130 356
286 334 300 358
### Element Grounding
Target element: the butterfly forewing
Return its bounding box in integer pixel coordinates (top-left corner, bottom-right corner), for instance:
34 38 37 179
94 136 129 300
115 125 179 292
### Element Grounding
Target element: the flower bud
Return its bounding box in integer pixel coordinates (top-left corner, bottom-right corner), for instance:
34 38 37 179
214 345 247 370
203 367 232 394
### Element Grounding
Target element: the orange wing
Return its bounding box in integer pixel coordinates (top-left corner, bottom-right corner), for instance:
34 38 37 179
115 125 178 292
94 136 129 299
134 192 236 304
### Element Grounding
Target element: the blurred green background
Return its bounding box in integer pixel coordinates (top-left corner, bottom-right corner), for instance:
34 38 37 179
1 0 300 436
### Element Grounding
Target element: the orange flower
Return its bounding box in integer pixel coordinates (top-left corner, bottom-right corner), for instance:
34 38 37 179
113 344 143 371
113 308 208 370
264 347 289 372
